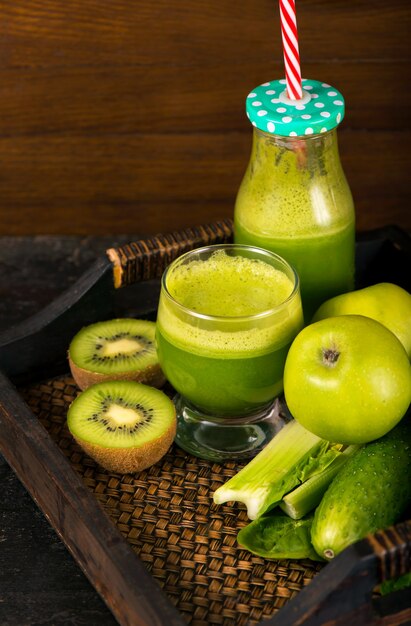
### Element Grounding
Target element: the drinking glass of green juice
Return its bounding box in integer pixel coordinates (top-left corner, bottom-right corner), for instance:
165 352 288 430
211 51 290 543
156 244 303 461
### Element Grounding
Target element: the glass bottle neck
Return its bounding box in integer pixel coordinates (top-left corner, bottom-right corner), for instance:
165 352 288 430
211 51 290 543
251 127 343 177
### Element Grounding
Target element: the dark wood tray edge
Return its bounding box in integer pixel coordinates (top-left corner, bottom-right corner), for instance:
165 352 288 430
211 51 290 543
0 370 186 626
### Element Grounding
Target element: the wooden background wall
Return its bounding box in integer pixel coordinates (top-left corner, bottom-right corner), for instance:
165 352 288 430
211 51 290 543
1 0 410 236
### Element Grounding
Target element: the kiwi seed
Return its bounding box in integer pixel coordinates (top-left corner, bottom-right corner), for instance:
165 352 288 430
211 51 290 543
68 318 165 390
67 380 176 473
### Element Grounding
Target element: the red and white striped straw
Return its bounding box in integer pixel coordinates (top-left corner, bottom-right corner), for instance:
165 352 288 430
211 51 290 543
279 0 303 100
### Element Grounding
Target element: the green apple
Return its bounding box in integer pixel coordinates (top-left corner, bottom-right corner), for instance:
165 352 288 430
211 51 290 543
283 315 411 444
312 283 411 358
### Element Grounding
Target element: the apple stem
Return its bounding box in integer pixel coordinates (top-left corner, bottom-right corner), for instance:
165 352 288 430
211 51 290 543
322 348 340 367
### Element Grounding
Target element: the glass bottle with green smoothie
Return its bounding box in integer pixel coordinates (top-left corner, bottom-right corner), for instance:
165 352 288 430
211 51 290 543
234 79 355 321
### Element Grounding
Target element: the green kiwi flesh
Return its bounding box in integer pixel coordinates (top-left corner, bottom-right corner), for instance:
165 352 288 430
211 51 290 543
67 380 176 473
68 318 165 390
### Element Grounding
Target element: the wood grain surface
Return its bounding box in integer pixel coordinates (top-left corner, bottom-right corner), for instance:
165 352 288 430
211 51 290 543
0 0 410 235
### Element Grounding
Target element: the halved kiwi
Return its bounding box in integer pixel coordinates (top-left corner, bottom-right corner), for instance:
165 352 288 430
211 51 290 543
68 318 165 390
67 380 176 473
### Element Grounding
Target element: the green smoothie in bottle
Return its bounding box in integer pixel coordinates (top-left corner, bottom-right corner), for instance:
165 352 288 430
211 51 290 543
234 79 355 320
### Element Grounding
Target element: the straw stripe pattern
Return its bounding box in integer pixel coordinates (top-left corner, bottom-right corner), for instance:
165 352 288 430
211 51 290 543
279 0 303 100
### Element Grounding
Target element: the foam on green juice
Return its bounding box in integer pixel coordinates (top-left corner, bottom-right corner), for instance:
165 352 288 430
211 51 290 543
158 250 301 359
167 250 293 316
235 131 354 238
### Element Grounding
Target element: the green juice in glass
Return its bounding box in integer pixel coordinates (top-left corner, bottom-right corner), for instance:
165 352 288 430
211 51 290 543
234 127 355 322
156 248 303 418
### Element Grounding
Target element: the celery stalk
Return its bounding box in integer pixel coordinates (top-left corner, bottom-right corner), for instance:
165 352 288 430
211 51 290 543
280 445 359 519
213 420 337 520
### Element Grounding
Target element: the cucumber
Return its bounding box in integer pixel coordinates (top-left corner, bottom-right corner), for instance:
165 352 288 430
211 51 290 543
311 421 411 560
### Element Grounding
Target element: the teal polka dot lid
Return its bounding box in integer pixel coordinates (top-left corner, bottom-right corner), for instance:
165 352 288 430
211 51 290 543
246 78 345 137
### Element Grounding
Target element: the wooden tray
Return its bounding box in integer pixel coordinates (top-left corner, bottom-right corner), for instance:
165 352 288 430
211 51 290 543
0 219 410 626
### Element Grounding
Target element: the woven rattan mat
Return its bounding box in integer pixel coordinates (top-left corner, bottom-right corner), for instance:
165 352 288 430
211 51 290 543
22 375 324 626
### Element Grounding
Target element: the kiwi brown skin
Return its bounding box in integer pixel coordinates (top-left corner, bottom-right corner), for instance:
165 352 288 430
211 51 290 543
73 416 176 474
68 318 166 391
67 380 176 474
68 356 165 391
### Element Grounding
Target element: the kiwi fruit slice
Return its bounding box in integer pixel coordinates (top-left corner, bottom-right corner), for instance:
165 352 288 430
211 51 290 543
68 318 165 390
67 380 176 473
